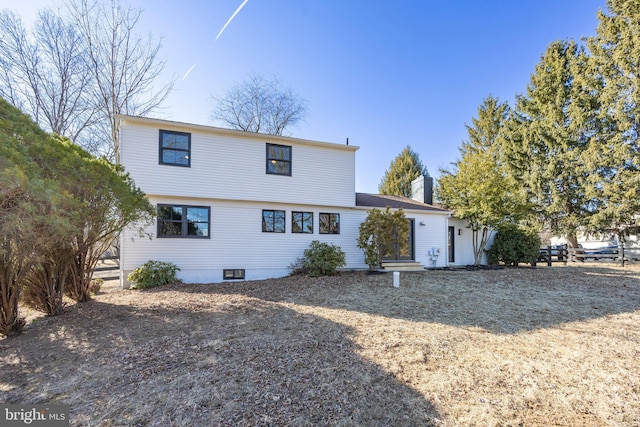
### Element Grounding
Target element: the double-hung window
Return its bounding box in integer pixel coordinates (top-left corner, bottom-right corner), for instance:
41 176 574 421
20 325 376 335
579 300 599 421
262 210 285 233
160 130 191 166
292 211 313 234
319 213 340 234
266 143 291 176
157 205 210 238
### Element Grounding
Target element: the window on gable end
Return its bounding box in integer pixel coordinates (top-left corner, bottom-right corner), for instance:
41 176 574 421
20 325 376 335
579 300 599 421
160 130 191 167
266 143 291 176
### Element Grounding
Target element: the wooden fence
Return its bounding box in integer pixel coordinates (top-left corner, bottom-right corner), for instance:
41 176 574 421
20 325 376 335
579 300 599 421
533 244 640 266
93 254 119 281
532 245 569 266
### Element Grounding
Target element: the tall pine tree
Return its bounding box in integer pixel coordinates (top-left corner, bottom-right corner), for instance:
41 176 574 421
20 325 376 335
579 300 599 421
500 40 598 247
462 96 509 155
378 145 429 197
437 96 528 265
585 0 640 241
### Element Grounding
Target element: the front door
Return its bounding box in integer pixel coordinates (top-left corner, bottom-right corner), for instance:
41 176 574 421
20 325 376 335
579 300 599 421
382 219 415 261
448 226 455 263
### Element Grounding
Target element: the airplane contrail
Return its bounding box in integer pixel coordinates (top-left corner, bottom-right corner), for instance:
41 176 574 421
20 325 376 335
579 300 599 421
182 64 197 80
182 0 248 82
215 0 249 42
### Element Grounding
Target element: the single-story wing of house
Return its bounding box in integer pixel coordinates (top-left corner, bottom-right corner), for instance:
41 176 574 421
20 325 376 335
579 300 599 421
118 114 482 286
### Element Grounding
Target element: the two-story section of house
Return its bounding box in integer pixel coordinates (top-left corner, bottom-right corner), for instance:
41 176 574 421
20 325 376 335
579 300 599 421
118 114 454 286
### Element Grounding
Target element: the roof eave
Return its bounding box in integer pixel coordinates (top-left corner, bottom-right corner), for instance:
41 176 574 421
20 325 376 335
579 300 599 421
116 114 359 152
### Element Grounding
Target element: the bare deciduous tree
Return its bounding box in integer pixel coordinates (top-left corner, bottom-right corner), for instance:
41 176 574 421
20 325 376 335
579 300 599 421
0 9 96 144
0 1 173 162
69 0 174 162
212 73 308 136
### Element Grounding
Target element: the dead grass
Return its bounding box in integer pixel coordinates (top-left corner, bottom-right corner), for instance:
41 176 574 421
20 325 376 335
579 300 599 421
1 263 639 426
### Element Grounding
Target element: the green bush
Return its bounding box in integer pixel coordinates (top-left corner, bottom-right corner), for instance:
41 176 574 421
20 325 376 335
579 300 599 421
127 260 180 289
487 224 541 266
357 207 408 270
299 240 346 277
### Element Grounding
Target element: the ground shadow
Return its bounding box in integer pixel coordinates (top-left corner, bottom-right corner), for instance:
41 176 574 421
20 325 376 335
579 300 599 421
197 265 640 334
0 294 440 426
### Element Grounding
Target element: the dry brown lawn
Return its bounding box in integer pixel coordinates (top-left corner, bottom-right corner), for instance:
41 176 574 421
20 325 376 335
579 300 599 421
1 263 639 426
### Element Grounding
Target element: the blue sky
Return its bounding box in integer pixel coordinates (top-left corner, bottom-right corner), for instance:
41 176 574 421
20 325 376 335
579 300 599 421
1 0 605 193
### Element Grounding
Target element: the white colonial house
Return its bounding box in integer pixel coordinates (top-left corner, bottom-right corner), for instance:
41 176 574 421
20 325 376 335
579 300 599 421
118 115 479 286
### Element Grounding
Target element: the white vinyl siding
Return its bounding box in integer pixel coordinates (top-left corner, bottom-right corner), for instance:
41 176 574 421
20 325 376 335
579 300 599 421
121 197 370 284
121 201 451 285
350 208 449 269
447 218 492 266
120 122 356 208
119 116 456 285
411 212 449 268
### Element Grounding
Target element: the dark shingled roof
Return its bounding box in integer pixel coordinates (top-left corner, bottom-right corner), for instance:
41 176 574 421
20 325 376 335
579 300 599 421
355 193 450 213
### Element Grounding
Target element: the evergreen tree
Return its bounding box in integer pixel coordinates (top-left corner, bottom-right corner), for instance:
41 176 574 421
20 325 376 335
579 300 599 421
437 97 528 265
500 40 598 247
378 145 429 197
35 136 155 302
0 98 70 335
585 0 640 242
462 96 509 155
0 97 154 336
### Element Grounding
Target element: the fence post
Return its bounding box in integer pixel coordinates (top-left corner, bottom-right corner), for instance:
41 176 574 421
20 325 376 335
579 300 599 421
547 245 552 267
621 243 625 267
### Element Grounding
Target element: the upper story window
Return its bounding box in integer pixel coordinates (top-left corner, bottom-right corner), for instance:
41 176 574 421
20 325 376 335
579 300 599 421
262 210 285 233
319 213 340 234
157 204 209 238
266 143 291 176
292 211 313 234
160 130 191 167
